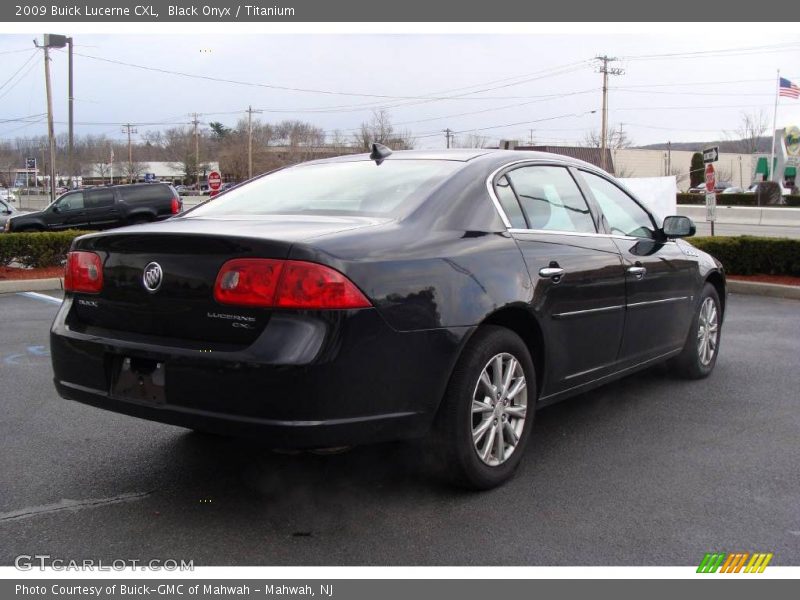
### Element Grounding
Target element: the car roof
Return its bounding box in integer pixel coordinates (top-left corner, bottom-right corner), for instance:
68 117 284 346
303 148 605 172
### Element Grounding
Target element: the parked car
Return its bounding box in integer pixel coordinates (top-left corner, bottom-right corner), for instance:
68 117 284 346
0 187 16 203
50 149 725 489
4 182 182 233
688 181 731 194
721 186 744 194
0 197 18 230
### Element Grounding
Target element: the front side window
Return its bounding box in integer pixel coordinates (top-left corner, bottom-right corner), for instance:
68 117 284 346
55 192 84 211
580 171 656 239
505 166 595 233
188 160 461 218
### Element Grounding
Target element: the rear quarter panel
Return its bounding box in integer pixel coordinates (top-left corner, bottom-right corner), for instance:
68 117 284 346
289 224 533 332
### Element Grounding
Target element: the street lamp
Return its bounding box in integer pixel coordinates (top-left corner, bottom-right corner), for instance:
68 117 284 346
35 33 73 201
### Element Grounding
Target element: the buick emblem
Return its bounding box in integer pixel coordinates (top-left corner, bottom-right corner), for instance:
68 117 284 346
142 262 163 293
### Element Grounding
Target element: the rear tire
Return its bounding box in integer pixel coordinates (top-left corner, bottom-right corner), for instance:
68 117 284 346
433 325 536 490
671 283 722 379
129 216 151 226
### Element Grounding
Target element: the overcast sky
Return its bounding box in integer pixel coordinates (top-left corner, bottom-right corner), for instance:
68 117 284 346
1 32 799 149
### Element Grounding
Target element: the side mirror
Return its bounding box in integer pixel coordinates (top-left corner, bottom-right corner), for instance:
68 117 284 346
52 205 61 214
662 215 695 238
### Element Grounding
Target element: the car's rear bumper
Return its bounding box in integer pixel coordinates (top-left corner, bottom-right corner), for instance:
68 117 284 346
51 298 470 448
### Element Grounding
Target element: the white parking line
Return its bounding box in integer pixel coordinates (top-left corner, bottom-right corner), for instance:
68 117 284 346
0 492 153 523
17 291 62 305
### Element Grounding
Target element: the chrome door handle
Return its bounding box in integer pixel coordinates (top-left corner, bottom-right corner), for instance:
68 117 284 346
628 266 647 280
539 267 566 280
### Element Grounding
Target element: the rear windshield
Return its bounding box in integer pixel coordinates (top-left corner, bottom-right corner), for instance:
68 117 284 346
120 184 172 203
187 160 460 218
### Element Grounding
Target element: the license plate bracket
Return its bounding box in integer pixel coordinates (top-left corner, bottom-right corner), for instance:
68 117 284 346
110 356 166 405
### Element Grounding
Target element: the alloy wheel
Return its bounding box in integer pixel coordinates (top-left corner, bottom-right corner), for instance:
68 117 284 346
697 297 719 366
471 352 528 467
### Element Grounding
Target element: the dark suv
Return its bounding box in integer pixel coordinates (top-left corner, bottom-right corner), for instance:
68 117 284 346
3 183 182 233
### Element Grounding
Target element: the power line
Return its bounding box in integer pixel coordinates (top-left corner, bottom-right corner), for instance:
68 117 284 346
0 51 38 91
622 42 800 61
72 51 590 104
0 55 40 102
0 48 36 56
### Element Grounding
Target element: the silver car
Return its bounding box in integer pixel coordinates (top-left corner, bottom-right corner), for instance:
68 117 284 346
0 198 18 231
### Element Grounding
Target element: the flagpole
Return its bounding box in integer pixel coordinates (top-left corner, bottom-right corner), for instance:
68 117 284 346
769 69 780 185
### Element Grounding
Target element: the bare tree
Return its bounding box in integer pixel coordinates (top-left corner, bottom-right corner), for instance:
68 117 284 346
583 124 633 150
124 161 148 183
355 109 414 150
93 161 111 184
456 133 490 148
730 109 768 154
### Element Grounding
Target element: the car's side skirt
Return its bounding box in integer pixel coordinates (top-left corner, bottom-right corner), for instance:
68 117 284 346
536 347 683 407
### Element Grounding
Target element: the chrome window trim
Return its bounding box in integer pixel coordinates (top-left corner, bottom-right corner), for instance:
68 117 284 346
485 158 665 242
508 227 638 241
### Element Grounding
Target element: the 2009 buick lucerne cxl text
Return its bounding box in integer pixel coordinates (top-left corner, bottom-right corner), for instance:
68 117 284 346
50 147 725 489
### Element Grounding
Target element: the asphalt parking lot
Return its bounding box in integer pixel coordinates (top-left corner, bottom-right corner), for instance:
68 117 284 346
0 290 798 566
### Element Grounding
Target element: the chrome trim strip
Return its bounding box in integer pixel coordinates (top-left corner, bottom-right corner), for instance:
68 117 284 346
627 296 690 308
540 347 683 402
508 227 637 241
553 305 625 319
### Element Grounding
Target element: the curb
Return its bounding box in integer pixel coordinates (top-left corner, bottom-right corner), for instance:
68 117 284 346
728 280 800 300
0 278 63 294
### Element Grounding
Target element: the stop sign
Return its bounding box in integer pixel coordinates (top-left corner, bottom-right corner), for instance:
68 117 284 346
705 164 715 192
207 171 222 192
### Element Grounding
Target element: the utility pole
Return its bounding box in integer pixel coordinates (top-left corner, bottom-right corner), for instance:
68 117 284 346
122 123 138 182
33 33 72 202
528 129 535 145
246 106 263 179
67 36 74 188
667 141 672 175
42 45 57 203
190 113 200 189
444 128 453 149
596 55 624 172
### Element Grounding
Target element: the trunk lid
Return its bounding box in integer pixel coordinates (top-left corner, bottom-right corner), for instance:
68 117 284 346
69 215 386 346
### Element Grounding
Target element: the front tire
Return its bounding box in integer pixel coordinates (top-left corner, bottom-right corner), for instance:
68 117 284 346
434 325 536 490
671 283 722 379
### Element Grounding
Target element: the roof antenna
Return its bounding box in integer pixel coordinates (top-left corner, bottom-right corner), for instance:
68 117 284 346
369 142 393 165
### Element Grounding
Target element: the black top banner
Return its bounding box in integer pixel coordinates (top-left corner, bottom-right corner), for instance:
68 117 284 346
2 0 790 22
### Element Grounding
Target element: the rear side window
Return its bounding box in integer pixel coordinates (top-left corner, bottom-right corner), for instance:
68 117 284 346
86 189 115 208
188 160 461 218
494 175 527 229
120 184 171 204
505 166 595 233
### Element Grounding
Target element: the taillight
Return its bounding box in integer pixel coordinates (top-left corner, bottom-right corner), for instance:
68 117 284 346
214 259 284 308
214 259 370 309
64 251 103 294
170 197 181 214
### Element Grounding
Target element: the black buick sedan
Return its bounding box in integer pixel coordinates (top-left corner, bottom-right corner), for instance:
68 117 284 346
51 148 725 489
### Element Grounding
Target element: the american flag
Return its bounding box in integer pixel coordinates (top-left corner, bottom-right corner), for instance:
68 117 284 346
779 77 799 99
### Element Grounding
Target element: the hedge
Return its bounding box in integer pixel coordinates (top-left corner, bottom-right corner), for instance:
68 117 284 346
690 236 800 276
678 193 800 207
0 230 90 269
2 229 797 280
